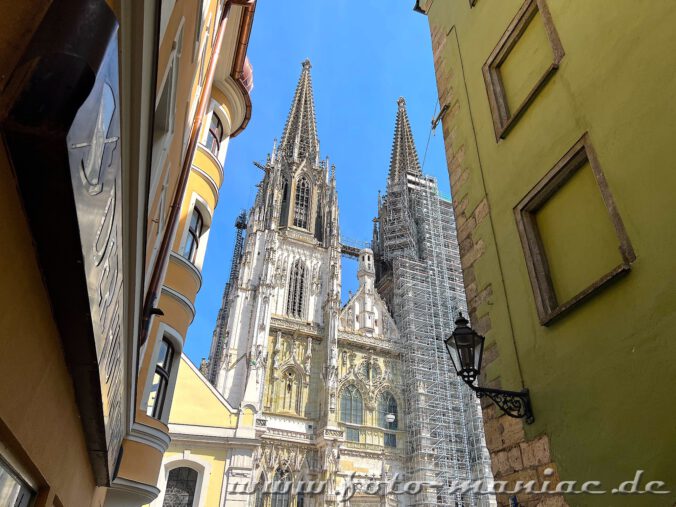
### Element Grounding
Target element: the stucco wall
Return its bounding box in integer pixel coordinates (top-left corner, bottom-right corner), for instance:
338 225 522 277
426 1 676 505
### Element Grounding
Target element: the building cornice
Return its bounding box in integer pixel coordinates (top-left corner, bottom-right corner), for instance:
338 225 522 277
270 316 323 338
196 142 224 186
169 251 203 292
110 476 161 502
161 285 196 320
128 421 172 454
337 331 401 356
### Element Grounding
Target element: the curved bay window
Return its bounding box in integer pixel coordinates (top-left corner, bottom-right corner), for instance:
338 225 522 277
293 176 311 229
340 385 363 442
271 468 291 507
147 338 175 419
183 208 203 264
206 113 224 157
286 259 306 319
162 467 197 507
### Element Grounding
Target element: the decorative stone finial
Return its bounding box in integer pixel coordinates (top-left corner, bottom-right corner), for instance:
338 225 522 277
397 97 406 109
302 58 312 69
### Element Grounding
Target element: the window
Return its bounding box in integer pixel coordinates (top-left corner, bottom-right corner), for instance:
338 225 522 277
341 384 363 443
297 491 305 507
286 259 306 319
293 176 311 229
346 427 360 442
163 467 197 507
384 433 397 448
183 208 204 263
271 468 290 507
254 487 264 507
314 197 323 242
152 24 183 174
0 457 34 507
147 338 175 419
279 177 289 227
206 113 223 157
378 392 398 430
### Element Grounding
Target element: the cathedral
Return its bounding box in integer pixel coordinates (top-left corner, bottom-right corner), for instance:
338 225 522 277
156 60 492 507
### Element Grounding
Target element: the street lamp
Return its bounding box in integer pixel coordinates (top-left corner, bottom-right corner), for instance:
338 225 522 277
385 413 396 424
445 313 534 424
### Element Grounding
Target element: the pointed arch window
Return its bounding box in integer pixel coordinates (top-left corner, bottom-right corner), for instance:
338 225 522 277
379 391 398 448
280 176 289 227
286 259 306 319
279 368 301 414
271 468 291 507
378 392 398 430
293 176 311 230
314 196 324 242
340 385 363 442
162 467 197 507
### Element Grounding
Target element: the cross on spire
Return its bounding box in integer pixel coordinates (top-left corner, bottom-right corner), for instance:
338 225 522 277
279 59 319 163
388 97 422 183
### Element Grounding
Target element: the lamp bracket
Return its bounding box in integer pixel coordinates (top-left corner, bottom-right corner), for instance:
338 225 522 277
469 385 534 424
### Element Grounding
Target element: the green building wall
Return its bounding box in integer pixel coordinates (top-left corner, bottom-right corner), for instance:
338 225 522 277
421 0 676 505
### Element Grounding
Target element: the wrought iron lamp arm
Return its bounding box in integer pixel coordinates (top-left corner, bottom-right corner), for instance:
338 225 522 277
467 383 534 424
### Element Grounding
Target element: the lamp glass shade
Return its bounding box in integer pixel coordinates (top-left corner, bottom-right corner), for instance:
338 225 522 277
385 413 396 424
445 314 485 383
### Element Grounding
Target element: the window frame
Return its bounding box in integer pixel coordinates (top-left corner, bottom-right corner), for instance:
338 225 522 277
378 391 399 430
162 466 198 507
286 259 307 319
482 0 564 140
340 385 364 425
293 176 312 230
157 455 211 507
206 112 223 157
183 208 203 264
271 468 291 507
279 176 290 227
345 427 360 442
0 455 36 507
143 324 183 423
384 433 397 448
514 133 635 325
147 337 175 420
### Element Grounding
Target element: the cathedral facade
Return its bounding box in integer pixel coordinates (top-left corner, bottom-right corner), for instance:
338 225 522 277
210 60 408 506
154 60 492 507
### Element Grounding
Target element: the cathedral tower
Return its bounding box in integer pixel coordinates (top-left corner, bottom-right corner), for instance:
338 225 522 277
374 98 494 506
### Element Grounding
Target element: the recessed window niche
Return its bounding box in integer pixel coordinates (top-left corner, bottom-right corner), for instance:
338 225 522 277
483 0 564 140
514 134 635 325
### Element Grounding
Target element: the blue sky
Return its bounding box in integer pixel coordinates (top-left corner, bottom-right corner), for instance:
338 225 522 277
184 1 451 363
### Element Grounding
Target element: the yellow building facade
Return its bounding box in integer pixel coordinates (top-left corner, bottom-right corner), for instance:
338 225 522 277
417 0 676 505
0 0 255 505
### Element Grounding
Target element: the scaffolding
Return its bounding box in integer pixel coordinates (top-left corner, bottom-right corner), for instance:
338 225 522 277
206 210 248 385
376 172 494 507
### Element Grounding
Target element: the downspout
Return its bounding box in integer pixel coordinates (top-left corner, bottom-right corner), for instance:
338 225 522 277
140 0 254 347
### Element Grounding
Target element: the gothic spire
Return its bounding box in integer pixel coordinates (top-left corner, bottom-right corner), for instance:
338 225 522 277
388 97 422 183
279 59 319 163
